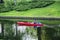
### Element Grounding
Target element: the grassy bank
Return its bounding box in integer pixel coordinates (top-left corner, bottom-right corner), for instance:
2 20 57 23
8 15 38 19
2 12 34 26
0 2 60 17
0 2 60 25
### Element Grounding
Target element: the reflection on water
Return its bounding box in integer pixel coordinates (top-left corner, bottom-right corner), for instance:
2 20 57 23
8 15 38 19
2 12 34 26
0 24 2 33
23 34 37 40
13 24 38 40
0 24 37 40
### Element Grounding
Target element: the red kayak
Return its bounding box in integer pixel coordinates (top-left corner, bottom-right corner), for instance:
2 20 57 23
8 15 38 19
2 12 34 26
17 22 44 27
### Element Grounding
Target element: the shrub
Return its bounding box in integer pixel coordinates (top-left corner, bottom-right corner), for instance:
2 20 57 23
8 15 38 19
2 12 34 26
0 0 55 12
0 4 11 13
15 0 55 11
15 4 30 11
0 1 14 13
0 4 5 12
5 1 15 10
15 2 31 11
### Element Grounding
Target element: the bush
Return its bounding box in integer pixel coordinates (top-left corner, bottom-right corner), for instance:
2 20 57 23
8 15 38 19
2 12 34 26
15 0 55 11
15 2 31 11
0 0 55 12
30 1 55 8
5 1 15 10
0 4 5 12
0 1 14 13
0 4 11 13
15 4 31 11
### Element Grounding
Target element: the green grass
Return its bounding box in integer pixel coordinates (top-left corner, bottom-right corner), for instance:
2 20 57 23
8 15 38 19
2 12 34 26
0 2 60 25
0 2 60 17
